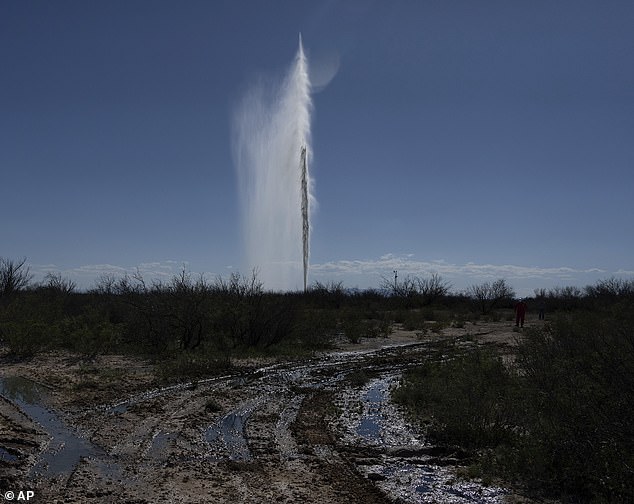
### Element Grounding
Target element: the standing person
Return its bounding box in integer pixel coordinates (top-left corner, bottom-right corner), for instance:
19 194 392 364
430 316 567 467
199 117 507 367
514 298 527 327
538 299 545 320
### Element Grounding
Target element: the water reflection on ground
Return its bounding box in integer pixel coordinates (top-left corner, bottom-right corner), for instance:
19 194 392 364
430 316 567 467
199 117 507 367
336 375 508 503
0 376 107 477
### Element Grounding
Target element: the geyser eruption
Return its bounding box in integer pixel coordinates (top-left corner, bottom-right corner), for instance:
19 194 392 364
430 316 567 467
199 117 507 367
233 36 314 291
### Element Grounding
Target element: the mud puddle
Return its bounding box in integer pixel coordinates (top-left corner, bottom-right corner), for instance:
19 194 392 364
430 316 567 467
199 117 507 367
0 446 19 463
356 378 396 443
205 400 260 460
335 375 508 503
0 376 118 479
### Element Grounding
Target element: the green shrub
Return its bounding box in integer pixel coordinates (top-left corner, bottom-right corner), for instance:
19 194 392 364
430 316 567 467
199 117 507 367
1 320 56 357
512 313 634 500
292 308 338 350
398 310 428 331
56 313 122 356
341 313 364 343
156 351 232 382
394 309 634 502
393 349 519 449
451 317 466 329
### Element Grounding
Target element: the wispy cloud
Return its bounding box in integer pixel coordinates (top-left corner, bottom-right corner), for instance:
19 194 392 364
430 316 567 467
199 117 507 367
25 254 623 294
614 269 634 276
311 253 607 286
73 264 129 276
28 261 190 289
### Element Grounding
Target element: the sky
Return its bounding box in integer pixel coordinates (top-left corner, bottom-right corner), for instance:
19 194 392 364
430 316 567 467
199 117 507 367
2 0 633 296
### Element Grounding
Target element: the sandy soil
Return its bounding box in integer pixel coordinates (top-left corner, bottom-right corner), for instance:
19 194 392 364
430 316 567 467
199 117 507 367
0 317 541 503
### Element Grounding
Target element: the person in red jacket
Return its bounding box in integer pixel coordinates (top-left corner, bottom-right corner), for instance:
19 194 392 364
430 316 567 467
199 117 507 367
514 299 527 327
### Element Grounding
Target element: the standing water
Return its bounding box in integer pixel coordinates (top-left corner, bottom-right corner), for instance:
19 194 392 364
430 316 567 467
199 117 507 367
233 35 313 291
0 376 105 476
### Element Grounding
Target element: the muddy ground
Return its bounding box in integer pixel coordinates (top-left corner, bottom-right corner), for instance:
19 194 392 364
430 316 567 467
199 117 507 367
0 318 541 503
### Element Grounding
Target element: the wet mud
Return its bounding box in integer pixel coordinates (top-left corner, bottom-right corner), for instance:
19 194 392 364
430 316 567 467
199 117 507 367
0 322 536 503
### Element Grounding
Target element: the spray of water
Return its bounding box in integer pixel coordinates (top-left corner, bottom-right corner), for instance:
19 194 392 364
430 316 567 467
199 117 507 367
233 36 313 291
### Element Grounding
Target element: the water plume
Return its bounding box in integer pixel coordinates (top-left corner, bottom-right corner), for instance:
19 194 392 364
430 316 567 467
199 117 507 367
233 36 314 291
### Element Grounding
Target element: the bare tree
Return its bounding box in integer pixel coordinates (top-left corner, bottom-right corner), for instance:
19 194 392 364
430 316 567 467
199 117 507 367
92 273 118 295
467 278 515 314
309 280 345 308
310 280 344 295
43 272 76 295
585 277 634 299
381 273 451 304
416 273 452 305
0 257 32 300
380 274 418 298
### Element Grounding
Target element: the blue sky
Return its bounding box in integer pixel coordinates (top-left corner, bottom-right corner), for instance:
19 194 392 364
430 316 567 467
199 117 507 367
2 0 633 296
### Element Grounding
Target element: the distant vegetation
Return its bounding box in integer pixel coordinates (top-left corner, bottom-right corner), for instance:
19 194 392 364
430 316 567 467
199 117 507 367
2 257 633 500
0 257 474 364
1 257 632 359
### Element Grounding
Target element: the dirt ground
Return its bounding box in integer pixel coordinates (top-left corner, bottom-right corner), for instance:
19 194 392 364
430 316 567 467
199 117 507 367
0 317 542 503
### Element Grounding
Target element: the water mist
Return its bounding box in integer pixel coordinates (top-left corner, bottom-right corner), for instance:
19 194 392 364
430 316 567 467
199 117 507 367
233 36 314 291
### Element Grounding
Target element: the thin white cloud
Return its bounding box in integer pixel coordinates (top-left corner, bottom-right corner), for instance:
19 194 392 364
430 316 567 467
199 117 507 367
137 261 188 277
74 264 128 275
614 269 634 276
25 255 626 294
311 254 607 282
28 261 190 289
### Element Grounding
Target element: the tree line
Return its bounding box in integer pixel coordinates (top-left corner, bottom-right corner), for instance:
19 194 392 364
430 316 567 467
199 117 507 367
1 256 633 360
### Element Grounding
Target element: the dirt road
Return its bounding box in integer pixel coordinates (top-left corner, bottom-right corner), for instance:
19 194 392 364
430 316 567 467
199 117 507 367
1 321 531 503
